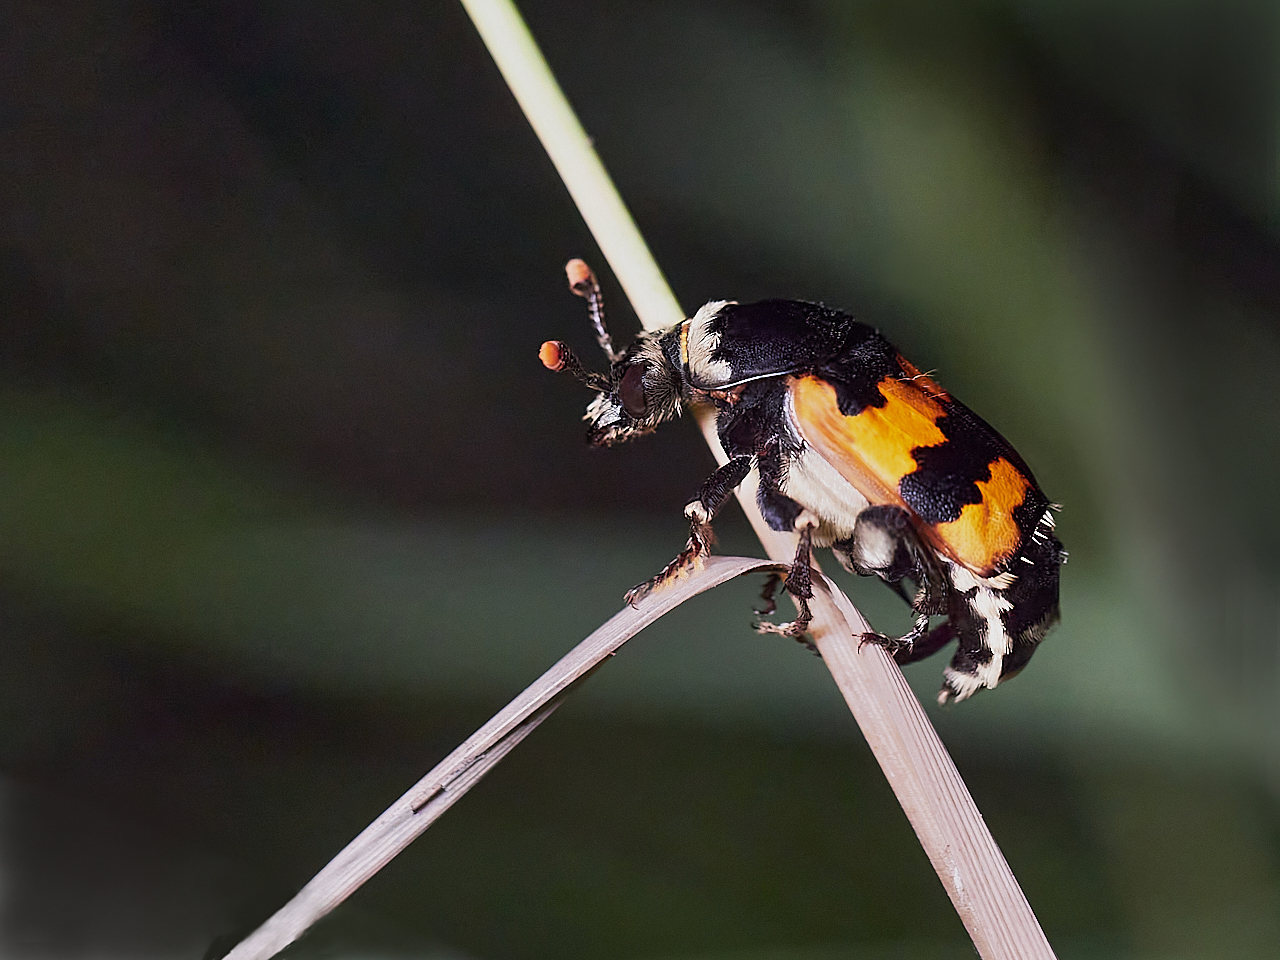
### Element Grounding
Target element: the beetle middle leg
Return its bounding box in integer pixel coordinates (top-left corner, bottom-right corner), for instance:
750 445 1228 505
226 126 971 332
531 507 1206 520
624 456 754 606
754 511 816 640
755 572 783 617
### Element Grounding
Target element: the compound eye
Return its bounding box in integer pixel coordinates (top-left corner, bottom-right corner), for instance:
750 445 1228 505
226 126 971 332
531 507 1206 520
619 363 648 418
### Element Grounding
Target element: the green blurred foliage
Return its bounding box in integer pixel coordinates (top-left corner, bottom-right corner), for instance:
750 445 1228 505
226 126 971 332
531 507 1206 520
0 0 1277 957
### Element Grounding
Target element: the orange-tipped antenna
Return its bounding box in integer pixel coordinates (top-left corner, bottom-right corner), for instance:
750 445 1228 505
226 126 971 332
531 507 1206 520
538 340 610 391
538 340 567 371
565 259 618 362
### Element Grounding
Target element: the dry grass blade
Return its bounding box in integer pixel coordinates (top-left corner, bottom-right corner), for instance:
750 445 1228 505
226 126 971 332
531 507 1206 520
222 556 785 960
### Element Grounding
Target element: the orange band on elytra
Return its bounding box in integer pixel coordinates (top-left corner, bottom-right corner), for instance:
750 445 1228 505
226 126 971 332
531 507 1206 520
790 375 946 506
790 375 1031 575
933 457 1029 574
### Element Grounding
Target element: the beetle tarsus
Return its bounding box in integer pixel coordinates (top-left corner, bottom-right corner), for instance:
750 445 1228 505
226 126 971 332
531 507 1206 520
625 457 753 607
858 610 932 656
755 573 782 616
890 619 957 666
623 519 713 607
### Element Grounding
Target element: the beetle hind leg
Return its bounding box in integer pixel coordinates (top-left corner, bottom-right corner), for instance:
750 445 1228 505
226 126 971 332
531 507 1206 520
858 609 932 657
859 578 950 657
832 504 950 658
893 619 956 666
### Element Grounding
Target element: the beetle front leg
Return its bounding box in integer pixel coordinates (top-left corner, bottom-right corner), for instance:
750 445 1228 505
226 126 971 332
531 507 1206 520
624 456 754 606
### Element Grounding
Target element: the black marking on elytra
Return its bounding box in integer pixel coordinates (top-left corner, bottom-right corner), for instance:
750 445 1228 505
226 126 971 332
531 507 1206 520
822 346 906 416
1011 487 1052 543
899 399 1029 526
1000 520 1065 655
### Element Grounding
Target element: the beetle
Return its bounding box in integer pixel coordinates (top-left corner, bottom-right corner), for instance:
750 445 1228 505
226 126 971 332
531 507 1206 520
541 260 1065 703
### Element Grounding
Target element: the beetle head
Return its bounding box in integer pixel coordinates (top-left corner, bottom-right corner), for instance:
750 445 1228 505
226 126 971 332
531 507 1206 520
540 260 685 447
581 331 683 446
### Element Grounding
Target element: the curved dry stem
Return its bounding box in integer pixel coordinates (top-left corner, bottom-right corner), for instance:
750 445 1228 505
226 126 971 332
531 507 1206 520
222 556 785 960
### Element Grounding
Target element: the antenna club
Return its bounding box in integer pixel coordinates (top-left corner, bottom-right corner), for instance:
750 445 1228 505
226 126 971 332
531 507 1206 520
565 259 595 296
539 340 567 371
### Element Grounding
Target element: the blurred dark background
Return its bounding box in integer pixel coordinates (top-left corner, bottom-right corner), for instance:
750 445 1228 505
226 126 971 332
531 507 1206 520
1 0 1278 957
